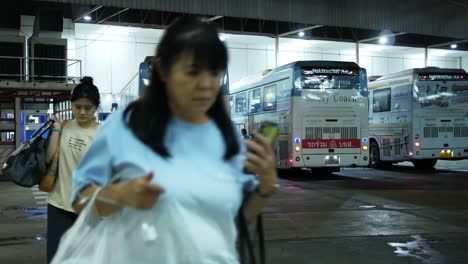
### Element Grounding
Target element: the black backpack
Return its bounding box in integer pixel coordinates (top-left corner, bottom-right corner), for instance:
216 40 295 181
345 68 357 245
2 120 54 187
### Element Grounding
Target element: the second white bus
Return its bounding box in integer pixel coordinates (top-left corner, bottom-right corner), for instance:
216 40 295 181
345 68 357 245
368 67 468 169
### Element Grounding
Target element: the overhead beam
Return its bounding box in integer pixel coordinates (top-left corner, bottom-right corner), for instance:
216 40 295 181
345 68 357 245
206 16 223 22
427 39 468 48
278 25 323 37
97 8 130 24
73 6 103 22
221 29 275 38
358 32 407 43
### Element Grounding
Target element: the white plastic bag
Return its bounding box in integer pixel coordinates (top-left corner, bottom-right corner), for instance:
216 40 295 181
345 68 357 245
51 188 112 264
51 165 160 264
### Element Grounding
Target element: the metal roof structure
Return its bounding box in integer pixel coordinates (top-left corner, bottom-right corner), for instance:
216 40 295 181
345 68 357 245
3 0 466 51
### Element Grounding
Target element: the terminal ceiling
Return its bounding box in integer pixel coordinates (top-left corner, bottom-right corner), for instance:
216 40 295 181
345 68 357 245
4 0 468 51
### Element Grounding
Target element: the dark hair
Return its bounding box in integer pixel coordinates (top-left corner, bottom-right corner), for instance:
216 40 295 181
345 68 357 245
124 16 238 160
71 76 100 107
241 128 247 135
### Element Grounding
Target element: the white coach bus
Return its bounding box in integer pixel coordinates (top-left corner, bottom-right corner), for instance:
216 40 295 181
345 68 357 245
230 61 370 174
368 67 468 169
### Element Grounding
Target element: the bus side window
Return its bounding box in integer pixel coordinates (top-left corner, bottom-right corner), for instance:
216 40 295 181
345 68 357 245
373 88 391 113
229 95 234 114
263 84 277 111
235 93 247 113
249 88 262 113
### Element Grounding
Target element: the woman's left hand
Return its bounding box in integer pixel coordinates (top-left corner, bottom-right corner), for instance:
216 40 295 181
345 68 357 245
244 133 278 194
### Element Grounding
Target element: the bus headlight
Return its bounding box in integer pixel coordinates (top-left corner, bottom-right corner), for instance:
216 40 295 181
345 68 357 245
362 145 368 151
294 146 301 152
414 141 421 147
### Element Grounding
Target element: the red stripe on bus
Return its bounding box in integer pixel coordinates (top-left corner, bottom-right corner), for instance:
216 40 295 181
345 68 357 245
302 139 361 149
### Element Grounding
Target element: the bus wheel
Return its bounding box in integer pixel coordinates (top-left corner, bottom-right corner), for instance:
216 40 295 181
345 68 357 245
369 142 381 169
412 159 437 169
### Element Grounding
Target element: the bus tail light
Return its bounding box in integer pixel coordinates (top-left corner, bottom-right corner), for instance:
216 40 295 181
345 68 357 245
294 146 301 152
288 157 293 164
414 141 421 147
362 145 368 151
415 134 420 139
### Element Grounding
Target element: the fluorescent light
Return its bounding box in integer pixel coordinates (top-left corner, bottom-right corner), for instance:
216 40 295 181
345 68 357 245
379 37 388 44
451 44 457 49
298 31 305 37
218 34 227 41
83 15 92 21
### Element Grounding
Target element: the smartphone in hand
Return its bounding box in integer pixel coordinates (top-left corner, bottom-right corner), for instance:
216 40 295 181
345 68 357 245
243 122 279 174
257 121 279 145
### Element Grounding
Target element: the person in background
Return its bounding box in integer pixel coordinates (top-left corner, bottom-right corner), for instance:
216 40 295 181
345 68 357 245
46 76 101 263
241 128 253 140
70 17 278 263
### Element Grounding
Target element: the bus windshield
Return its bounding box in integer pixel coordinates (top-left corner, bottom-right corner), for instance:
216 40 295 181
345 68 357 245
300 67 360 90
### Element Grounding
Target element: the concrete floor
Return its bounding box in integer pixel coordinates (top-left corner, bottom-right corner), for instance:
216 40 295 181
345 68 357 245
0 160 467 263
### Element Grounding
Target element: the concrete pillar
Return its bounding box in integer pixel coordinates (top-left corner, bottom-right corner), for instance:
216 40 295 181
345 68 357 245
275 36 279 67
24 36 29 81
424 48 429 67
14 98 20 149
355 42 360 64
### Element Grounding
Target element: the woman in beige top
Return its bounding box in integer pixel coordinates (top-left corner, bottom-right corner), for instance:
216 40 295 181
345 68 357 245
45 76 100 263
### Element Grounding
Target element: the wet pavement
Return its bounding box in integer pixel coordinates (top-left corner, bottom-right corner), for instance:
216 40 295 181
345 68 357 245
0 182 46 264
0 160 467 263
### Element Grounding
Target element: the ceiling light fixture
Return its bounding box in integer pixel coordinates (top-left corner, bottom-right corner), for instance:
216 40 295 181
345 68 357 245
379 37 388 44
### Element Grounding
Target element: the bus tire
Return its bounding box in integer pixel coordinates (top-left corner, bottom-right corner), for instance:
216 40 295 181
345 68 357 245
369 142 382 169
412 159 437 169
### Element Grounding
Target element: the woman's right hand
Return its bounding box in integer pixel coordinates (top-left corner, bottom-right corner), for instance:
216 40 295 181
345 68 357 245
119 172 165 210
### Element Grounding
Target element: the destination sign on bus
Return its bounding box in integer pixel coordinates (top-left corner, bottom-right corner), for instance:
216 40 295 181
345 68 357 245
418 73 467 81
301 74 359 90
302 68 358 75
302 139 361 149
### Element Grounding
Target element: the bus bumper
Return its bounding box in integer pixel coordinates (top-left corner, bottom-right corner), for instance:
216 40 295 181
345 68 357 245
292 154 369 167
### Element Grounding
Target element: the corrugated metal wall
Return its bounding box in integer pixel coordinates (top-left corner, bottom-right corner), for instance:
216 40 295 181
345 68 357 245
40 0 468 39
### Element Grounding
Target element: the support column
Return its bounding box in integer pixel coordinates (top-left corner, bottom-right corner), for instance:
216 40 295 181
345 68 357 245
424 47 429 67
24 36 29 81
14 98 21 149
275 36 279 67
355 42 360 64
459 57 463 69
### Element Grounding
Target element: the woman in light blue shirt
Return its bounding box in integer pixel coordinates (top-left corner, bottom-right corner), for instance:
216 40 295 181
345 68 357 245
71 17 278 263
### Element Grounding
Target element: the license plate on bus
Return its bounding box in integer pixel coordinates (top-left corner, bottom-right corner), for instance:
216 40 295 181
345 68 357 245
439 150 452 158
325 155 340 165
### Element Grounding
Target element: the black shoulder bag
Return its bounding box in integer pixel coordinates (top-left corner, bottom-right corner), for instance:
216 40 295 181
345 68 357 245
238 200 266 264
2 120 54 187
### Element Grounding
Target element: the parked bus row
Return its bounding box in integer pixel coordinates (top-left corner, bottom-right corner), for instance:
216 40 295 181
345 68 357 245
139 58 468 172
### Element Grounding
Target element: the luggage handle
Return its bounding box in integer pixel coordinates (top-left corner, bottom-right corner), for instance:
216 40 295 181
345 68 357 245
26 120 55 145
